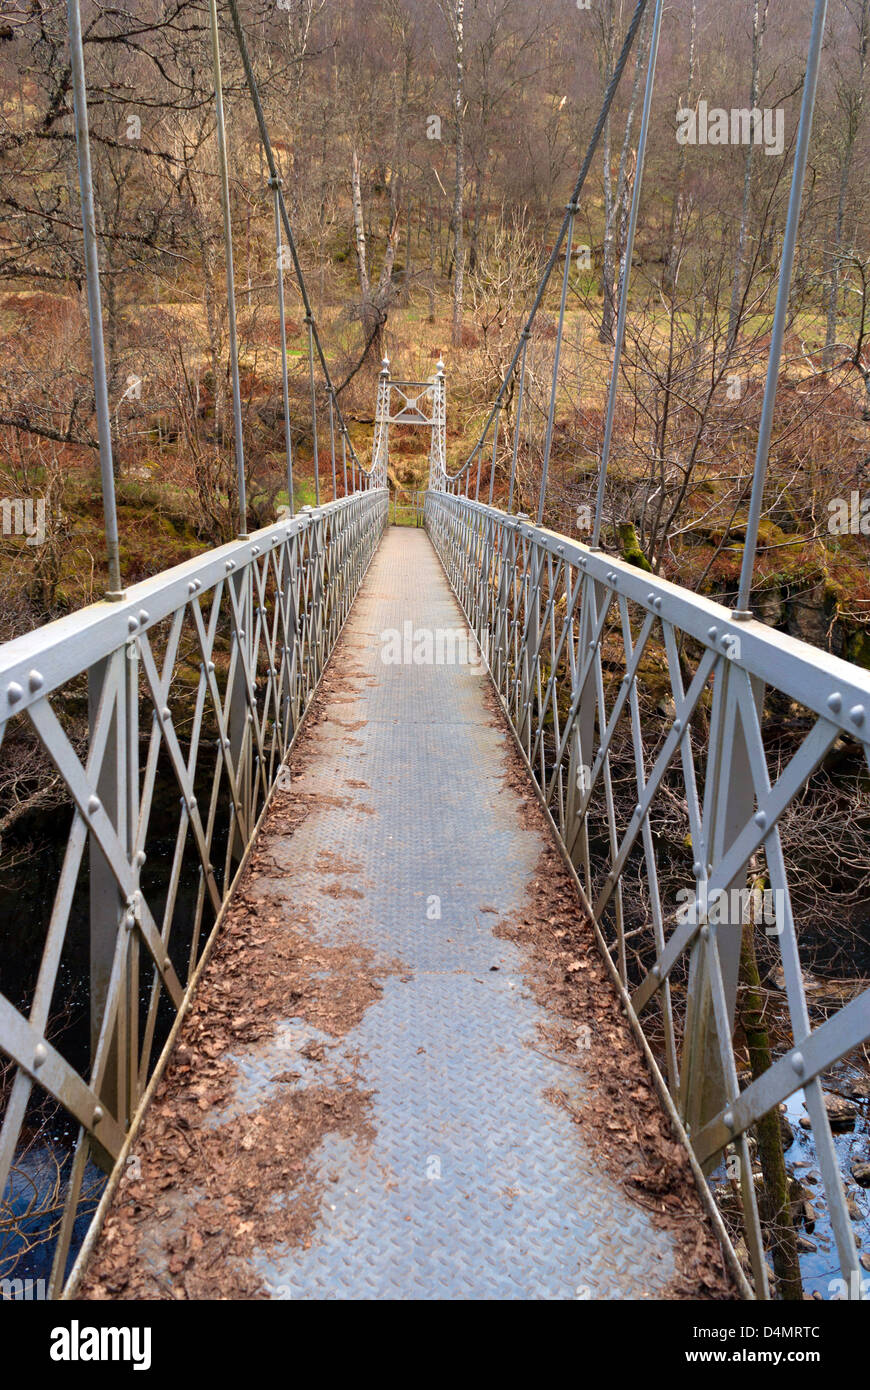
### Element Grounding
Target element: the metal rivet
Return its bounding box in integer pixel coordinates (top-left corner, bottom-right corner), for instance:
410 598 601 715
127 616 139 633
87 795 101 815
226 560 235 571
790 1051 805 1075
700 924 710 941
7 682 23 704
647 592 655 604
164 958 171 972
827 692 842 715
654 598 662 611
651 964 661 980
252 546 260 555
723 1109 735 1131
125 912 136 930
28 670 43 692
849 704 865 727
162 707 171 721
635 804 642 816
708 626 718 641
208 661 215 673
136 850 147 867
673 718 682 733
93 1106 104 1124
33 1043 47 1068
754 811 767 829
693 861 702 877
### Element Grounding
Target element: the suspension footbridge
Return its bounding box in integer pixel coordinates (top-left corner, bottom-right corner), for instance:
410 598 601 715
0 0 868 1302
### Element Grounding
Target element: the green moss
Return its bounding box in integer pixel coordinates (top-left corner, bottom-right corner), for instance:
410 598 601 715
847 627 870 670
616 521 652 572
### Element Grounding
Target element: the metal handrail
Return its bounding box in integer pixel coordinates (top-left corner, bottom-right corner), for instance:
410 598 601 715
426 489 870 1299
0 488 387 1295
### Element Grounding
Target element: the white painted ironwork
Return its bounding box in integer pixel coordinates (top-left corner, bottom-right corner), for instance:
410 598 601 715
425 489 870 1298
0 490 387 1295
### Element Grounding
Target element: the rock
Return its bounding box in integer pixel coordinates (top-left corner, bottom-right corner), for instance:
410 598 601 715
847 1196 863 1221
803 1200 818 1231
656 697 676 720
818 1091 859 1129
838 1076 870 1102
861 1253 870 1273
779 1111 795 1149
753 588 783 627
851 1160 870 1187
796 1235 817 1254
785 582 844 655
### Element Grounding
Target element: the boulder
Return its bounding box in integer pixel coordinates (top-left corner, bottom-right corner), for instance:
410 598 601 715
851 1160 870 1187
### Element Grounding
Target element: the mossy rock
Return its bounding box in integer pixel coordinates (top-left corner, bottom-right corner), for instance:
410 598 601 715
846 627 870 670
616 521 652 572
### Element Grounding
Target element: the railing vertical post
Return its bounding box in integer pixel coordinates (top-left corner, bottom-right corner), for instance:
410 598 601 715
87 650 132 1149
228 568 251 860
66 0 123 599
310 509 324 682
536 205 576 526
328 389 338 501
488 407 499 507
735 0 828 614
207 0 247 538
124 638 140 1116
376 358 391 491
306 316 320 505
591 0 664 549
272 176 295 516
681 669 763 1143
508 332 528 515
571 574 601 897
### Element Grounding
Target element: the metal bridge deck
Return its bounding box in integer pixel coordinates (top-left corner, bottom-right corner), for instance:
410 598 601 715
82 527 686 1300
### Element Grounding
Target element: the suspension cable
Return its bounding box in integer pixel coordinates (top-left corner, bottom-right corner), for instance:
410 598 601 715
207 0 248 535
223 0 372 487
67 0 123 595
590 0 663 547
735 0 828 612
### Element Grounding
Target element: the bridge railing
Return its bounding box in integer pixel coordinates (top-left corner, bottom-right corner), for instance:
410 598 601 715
426 488 870 1299
0 487 387 1294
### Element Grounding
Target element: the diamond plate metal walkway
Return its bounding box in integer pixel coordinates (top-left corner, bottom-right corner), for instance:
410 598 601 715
82 526 686 1299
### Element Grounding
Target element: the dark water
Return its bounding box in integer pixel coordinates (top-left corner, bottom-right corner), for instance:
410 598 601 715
0 750 230 1293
